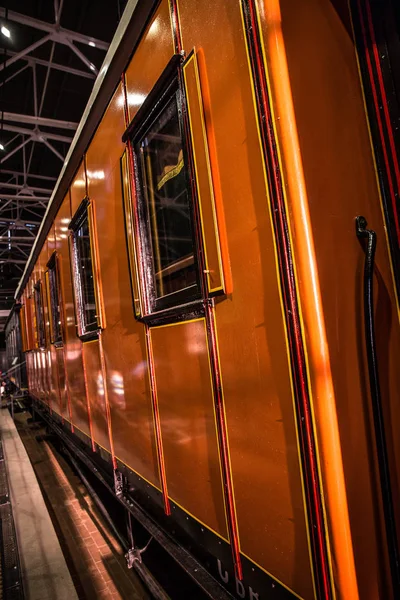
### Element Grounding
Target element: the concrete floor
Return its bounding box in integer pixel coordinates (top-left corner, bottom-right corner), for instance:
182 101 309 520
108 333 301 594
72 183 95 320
0 407 78 600
9 410 150 600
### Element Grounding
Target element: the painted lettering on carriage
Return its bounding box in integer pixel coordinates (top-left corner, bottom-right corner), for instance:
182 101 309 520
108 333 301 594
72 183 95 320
217 559 260 599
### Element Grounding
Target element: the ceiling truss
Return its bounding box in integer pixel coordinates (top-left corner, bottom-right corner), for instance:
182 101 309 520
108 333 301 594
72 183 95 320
0 0 113 327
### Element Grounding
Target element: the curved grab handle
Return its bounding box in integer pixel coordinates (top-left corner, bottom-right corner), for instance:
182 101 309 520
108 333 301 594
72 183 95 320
356 215 400 596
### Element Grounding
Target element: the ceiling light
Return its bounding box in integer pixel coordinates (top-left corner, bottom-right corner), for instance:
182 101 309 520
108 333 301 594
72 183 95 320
0 144 4 151
1 26 10 39
89 63 96 71
89 41 96 47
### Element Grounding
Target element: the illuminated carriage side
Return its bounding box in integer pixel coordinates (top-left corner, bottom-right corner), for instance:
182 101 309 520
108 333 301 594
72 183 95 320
14 1 400 599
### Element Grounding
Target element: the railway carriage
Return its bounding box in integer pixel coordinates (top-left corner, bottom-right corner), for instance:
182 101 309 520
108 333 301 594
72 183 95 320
12 0 400 598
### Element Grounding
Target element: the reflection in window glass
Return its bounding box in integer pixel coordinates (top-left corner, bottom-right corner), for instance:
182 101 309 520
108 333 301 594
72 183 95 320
34 283 46 348
48 260 63 344
73 213 97 333
137 93 198 302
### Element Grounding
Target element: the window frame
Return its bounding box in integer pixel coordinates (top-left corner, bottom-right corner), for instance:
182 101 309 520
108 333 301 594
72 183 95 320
69 196 104 341
45 251 64 346
25 295 35 351
123 55 203 323
33 280 46 349
19 303 28 353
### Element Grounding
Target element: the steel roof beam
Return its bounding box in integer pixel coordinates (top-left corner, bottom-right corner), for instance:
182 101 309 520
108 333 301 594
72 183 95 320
0 182 51 193
5 51 96 79
0 137 32 165
0 8 110 50
0 260 26 264
0 123 72 143
0 34 52 72
0 195 50 201
0 258 26 265
0 170 57 182
15 0 157 299
54 0 64 26
0 63 30 88
0 218 40 225
0 237 35 242
2 113 78 131
43 139 64 161
64 38 97 75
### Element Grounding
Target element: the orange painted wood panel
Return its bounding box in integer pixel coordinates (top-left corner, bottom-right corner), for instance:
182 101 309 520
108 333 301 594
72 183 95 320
183 52 225 294
45 230 61 412
81 340 110 453
86 85 160 487
38 242 51 407
70 159 87 216
261 0 400 596
54 347 66 417
55 192 90 435
124 0 174 122
176 1 314 597
151 319 228 539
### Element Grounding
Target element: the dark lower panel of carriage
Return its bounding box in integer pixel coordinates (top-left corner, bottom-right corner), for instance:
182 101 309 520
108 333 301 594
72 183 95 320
31 395 302 600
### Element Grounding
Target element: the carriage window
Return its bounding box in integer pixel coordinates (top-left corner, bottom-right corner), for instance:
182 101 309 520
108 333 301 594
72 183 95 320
132 76 200 314
47 254 63 345
34 281 46 348
69 202 98 335
25 296 35 350
19 304 28 352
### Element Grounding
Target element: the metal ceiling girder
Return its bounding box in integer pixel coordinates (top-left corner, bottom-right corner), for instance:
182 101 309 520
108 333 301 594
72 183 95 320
0 182 51 193
16 0 160 300
0 123 72 143
0 170 57 182
0 194 50 201
0 218 41 225
0 31 103 77
0 260 26 264
0 63 30 88
0 33 53 72
64 38 98 74
2 112 78 131
0 137 32 164
0 237 35 242
54 0 64 26
5 51 96 79
42 138 64 161
0 8 110 50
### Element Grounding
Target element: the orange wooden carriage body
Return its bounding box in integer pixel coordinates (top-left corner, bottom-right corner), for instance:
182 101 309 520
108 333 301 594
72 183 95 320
16 1 400 598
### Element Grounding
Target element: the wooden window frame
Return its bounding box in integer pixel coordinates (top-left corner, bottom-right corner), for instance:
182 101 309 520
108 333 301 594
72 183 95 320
69 196 105 341
45 251 64 346
25 295 35 351
123 54 204 324
33 280 46 349
19 304 28 352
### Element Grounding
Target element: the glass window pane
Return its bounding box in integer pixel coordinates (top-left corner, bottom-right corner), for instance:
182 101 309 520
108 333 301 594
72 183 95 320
34 284 45 348
74 216 97 331
48 265 62 343
137 93 198 301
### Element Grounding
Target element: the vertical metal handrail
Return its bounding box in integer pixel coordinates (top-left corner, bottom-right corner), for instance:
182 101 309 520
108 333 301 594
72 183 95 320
356 215 400 597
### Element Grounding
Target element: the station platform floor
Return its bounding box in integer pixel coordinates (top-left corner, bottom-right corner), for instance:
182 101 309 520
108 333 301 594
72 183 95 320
0 406 150 600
